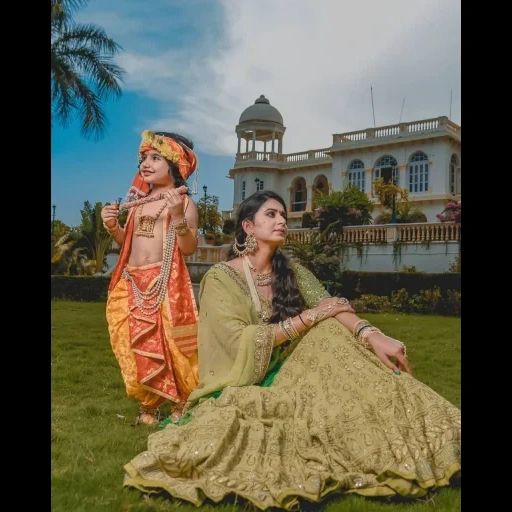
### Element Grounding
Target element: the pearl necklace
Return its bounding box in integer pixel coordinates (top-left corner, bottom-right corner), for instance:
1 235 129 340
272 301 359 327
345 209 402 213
121 222 177 315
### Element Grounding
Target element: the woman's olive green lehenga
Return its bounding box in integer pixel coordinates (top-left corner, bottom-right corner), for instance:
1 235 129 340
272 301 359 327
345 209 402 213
124 263 461 510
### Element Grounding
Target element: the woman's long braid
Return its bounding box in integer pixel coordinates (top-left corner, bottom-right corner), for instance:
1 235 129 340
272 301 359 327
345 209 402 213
228 228 305 323
269 250 305 323
227 190 306 323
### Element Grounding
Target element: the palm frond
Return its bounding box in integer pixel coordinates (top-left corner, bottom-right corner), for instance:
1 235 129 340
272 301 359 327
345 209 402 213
52 240 77 263
51 57 80 126
51 0 89 34
54 229 83 247
55 24 123 56
50 0 125 140
53 42 123 97
54 233 71 247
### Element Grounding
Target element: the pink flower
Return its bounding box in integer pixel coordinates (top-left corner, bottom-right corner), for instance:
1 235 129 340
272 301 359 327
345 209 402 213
437 201 461 223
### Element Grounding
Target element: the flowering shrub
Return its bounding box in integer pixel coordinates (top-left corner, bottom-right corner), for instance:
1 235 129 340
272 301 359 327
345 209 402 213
313 184 374 233
436 201 461 223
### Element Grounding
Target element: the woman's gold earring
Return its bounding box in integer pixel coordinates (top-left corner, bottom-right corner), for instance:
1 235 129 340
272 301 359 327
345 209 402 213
245 233 258 254
232 232 258 257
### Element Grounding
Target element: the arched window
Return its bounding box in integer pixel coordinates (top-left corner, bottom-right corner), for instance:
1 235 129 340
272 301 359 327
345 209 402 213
408 151 429 194
373 155 398 193
313 174 329 197
291 177 307 212
449 154 461 195
348 159 365 192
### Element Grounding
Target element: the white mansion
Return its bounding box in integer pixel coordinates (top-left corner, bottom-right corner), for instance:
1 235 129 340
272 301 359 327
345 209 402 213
227 95 461 228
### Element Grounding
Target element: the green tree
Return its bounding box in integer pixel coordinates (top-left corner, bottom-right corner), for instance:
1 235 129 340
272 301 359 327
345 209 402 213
374 201 427 224
51 229 96 275
373 177 408 209
77 201 114 273
51 0 125 140
301 211 317 229
51 219 71 255
51 219 73 273
313 184 374 234
286 223 346 293
51 219 71 238
197 195 223 233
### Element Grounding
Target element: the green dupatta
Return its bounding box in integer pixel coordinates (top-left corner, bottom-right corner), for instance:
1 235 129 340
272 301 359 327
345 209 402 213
162 262 330 427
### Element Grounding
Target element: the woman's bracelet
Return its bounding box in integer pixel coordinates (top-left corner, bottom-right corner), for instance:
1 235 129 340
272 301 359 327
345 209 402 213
353 319 370 336
279 315 307 342
355 323 372 339
298 313 309 327
359 327 381 350
279 320 295 342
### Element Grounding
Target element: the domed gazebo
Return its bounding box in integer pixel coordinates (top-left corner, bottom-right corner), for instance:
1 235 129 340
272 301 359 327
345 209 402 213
235 95 286 155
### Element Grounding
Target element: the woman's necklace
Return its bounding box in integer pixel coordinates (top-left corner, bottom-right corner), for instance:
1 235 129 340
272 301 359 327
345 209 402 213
242 256 269 321
244 256 273 286
134 200 167 238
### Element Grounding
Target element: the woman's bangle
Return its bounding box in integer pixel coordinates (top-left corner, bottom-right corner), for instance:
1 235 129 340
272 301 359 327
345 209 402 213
298 313 309 328
353 319 370 336
285 317 300 338
359 327 381 350
279 320 294 342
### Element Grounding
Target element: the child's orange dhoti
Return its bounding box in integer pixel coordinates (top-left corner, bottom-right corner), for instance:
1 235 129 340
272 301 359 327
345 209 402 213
107 208 199 408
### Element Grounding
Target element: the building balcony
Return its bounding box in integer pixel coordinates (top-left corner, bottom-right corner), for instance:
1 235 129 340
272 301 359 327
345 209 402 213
286 222 461 245
231 117 460 175
232 148 331 171
184 222 461 267
331 116 460 152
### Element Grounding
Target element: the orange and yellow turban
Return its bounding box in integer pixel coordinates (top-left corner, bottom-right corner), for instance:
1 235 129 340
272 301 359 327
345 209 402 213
126 130 198 201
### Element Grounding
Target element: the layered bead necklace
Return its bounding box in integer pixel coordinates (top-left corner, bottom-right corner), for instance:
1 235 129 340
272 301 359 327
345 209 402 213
119 185 188 315
121 222 177 315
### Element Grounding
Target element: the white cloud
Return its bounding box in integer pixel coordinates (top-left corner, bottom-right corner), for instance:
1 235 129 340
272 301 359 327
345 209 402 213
116 52 184 96
82 0 461 156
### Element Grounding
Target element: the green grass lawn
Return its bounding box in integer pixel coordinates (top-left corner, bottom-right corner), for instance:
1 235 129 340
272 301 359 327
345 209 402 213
51 301 460 512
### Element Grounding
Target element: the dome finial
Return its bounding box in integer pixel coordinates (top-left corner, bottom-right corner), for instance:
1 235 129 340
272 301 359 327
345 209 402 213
255 95 269 105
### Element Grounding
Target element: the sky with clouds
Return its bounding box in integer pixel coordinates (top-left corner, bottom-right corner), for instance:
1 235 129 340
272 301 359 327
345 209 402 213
51 0 461 227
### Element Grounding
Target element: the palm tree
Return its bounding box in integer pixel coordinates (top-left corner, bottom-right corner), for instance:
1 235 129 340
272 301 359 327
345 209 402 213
77 201 115 274
51 219 72 261
50 201 117 275
51 230 95 275
51 0 125 140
